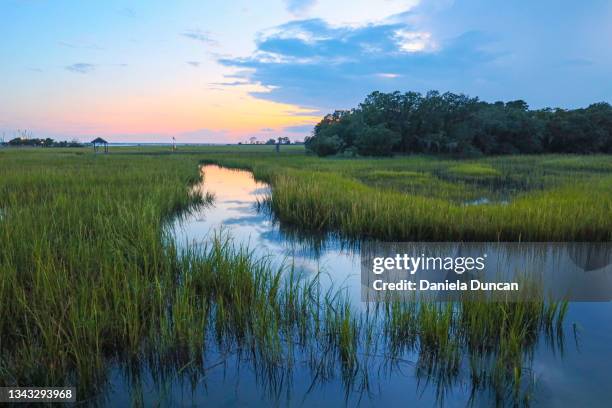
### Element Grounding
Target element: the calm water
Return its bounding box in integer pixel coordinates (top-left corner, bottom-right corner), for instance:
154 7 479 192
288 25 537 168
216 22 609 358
109 165 612 407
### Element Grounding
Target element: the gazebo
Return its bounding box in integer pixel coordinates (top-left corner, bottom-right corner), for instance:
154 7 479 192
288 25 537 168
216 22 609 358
91 137 108 153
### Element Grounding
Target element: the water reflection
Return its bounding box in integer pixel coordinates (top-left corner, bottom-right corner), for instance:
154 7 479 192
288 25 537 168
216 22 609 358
173 165 364 303
360 242 612 302
175 165 612 304
142 164 612 407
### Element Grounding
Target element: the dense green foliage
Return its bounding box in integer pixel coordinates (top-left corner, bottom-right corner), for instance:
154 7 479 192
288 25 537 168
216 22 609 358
306 90 612 156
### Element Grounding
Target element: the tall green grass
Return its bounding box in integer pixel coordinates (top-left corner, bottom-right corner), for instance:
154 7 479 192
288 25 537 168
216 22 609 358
264 170 611 240
0 150 359 399
195 148 611 241
0 148 578 406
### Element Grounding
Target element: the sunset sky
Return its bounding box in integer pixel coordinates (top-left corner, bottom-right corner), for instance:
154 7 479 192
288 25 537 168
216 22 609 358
1 0 611 143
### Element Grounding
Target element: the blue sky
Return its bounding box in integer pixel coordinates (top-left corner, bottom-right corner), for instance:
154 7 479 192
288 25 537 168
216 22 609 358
1 0 611 142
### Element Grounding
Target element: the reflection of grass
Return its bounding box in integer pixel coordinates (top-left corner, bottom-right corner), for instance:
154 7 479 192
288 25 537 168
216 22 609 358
0 147 585 406
383 291 568 405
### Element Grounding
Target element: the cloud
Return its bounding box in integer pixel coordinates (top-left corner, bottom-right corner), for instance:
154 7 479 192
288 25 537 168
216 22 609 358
219 19 498 110
64 63 126 74
208 80 249 87
285 0 317 15
376 73 402 78
260 127 274 132
283 124 314 133
394 30 435 52
186 61 200 67
65 63 96 74
285 0 420 26
181 29 218 46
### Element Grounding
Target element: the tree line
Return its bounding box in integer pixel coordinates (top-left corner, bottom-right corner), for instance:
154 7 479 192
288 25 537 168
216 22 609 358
305 91 612 156
3 137 83 148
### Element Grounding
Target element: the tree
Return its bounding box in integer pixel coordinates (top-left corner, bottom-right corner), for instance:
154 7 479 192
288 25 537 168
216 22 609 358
305 134 343 156
354 125 400 156
306 89 612 156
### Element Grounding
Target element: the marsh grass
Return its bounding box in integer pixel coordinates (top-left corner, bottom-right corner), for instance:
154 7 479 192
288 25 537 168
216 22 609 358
447 163 501 178
264 170 611 240
207 153 611 241
0 147 580 406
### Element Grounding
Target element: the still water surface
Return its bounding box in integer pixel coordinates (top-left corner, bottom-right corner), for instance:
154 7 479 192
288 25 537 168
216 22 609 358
109 165 612 407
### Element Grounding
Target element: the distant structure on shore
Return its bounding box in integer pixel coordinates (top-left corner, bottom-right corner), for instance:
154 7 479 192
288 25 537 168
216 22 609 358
91 137 109 153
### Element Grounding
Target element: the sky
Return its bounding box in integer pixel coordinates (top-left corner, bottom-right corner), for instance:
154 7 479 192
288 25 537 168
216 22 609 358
1 0 611 143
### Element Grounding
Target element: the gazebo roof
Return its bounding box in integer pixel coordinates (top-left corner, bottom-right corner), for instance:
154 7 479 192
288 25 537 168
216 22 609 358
91 137 108 144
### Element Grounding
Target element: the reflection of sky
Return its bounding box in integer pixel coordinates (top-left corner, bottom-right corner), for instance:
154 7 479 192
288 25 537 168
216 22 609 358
531 302 612 407
168 165 612 406
173 165 364 302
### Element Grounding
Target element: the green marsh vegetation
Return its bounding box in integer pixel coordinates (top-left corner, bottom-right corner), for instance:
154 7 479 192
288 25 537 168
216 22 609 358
195 146 612 241
0 147 597 405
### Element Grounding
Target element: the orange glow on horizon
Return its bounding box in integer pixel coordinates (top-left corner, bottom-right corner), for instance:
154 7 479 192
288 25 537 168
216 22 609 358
21 84 320 141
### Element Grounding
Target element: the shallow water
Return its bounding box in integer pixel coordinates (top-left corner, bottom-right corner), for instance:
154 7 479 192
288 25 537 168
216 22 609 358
463 197 509 206
110 165 612 406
